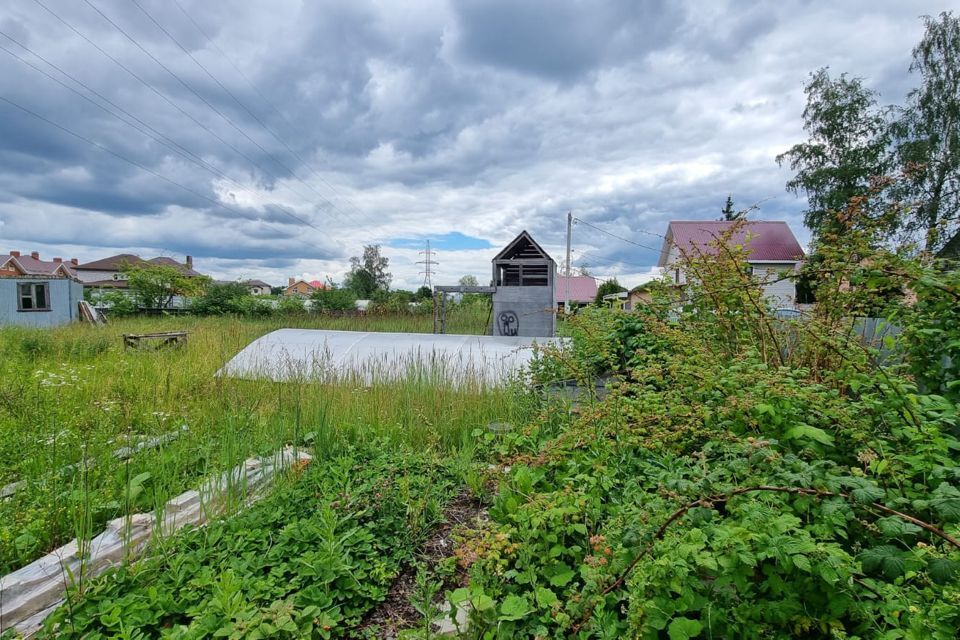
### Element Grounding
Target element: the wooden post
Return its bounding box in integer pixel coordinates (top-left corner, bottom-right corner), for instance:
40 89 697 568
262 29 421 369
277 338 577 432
432 292 438 334
440 292 447 334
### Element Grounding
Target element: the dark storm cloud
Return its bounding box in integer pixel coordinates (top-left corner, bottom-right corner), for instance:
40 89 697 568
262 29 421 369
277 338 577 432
452 0 683 79
0 0 945 285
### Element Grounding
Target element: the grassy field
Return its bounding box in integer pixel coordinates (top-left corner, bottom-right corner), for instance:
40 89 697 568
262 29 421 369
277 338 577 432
0 306 519 575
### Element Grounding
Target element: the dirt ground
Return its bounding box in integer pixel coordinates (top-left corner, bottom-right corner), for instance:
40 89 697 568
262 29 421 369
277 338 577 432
358 489 486 638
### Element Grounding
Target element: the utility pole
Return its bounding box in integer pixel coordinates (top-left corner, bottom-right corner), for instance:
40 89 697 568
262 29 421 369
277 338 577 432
417 240 439 288
564 211 572 314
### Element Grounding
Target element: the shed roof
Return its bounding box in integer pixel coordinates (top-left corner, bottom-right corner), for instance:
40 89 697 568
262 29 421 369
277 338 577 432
658 221 804 266
493 231 553 262
554 275 597 303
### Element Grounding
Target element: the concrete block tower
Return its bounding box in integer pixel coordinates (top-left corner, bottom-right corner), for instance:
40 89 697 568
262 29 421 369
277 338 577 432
491 231 556 337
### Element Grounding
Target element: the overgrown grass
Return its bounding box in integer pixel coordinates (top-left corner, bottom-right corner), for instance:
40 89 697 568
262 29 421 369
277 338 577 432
0 306 516 575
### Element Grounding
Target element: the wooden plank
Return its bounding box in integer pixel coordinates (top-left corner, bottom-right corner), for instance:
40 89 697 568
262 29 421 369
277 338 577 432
122 331 188 350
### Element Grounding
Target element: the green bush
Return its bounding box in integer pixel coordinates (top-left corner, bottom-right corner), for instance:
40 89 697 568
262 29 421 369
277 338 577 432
192 283 273 317
454 221 960 639
39 447 456 639
88 289 137 317
276 295 306 314
310 287 356 312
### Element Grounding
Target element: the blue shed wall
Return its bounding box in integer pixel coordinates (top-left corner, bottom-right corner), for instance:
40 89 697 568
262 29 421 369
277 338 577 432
0 278 84 328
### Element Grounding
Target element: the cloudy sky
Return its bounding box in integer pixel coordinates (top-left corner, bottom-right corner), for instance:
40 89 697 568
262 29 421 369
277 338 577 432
0 0 947 289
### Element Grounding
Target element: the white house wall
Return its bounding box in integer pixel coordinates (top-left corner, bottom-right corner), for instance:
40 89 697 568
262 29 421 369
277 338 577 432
75 269 124 284
750 263 797 307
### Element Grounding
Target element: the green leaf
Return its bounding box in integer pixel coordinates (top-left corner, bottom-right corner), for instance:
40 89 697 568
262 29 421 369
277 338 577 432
546 563 576 587
929 484 960 522
843 477 885 503
535 586 559 608
859 545 906 580
793 554 812 572
784 424 834 446
667 617 703 640
471 593 495 612
927 558 958 585
499 594 531 621
876 516 921 537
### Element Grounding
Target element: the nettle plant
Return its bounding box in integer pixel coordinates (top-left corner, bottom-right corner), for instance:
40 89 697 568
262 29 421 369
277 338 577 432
457 209 960 638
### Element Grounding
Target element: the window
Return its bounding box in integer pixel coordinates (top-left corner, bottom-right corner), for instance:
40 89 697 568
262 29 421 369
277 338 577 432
496 264 521 286
520 264 549 287
495 263 549 287
18 282 50 311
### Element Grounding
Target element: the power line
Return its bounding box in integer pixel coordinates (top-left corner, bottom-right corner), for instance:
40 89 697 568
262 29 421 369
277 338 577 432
28 0 336 230
0 94 327 256
79 0 359 227
572 217 662 252
0 35 256 212
165 0 370 223
0 33 335 246
574 250 653 271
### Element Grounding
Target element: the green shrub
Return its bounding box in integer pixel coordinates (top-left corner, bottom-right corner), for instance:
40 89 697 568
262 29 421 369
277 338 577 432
88 289 137 317
40 447 456 639
310 286 356 312
276 295 306 314
191 282 251 316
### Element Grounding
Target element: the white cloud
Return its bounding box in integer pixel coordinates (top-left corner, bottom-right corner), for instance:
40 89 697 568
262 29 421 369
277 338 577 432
0 0 942 289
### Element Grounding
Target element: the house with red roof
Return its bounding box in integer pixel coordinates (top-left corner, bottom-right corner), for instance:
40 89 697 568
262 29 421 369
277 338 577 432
658 221 805 307
0 251 84 327
0 251 78 278
554 275 598 310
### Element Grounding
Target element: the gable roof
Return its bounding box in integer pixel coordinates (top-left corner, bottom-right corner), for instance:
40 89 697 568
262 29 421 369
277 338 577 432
658 221 804 266
285 279 315 290
1 254 75 277
493 231 553 262
554 275 597 303
244 279 272 288
76 254 201 276
75 254 147 271
147 256 202 276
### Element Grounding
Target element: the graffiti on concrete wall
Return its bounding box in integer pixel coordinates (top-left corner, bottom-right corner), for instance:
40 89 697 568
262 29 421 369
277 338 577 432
498 311 519 336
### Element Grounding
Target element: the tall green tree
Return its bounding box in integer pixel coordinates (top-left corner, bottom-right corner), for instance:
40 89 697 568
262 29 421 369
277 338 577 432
893 12 960 252
122 263 208 309
345 245 391 298
594 278 627 305
720 195 743 220
777 68 891 243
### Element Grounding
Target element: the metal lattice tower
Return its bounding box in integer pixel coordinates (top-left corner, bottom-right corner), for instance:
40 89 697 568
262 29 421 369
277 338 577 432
417 240 439 287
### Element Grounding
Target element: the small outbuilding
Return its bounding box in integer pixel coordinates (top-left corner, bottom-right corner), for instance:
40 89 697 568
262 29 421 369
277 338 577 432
491 231 556 337
0 275 84 328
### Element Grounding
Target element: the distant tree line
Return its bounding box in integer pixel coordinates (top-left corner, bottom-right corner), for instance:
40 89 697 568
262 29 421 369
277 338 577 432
90 243 489 319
